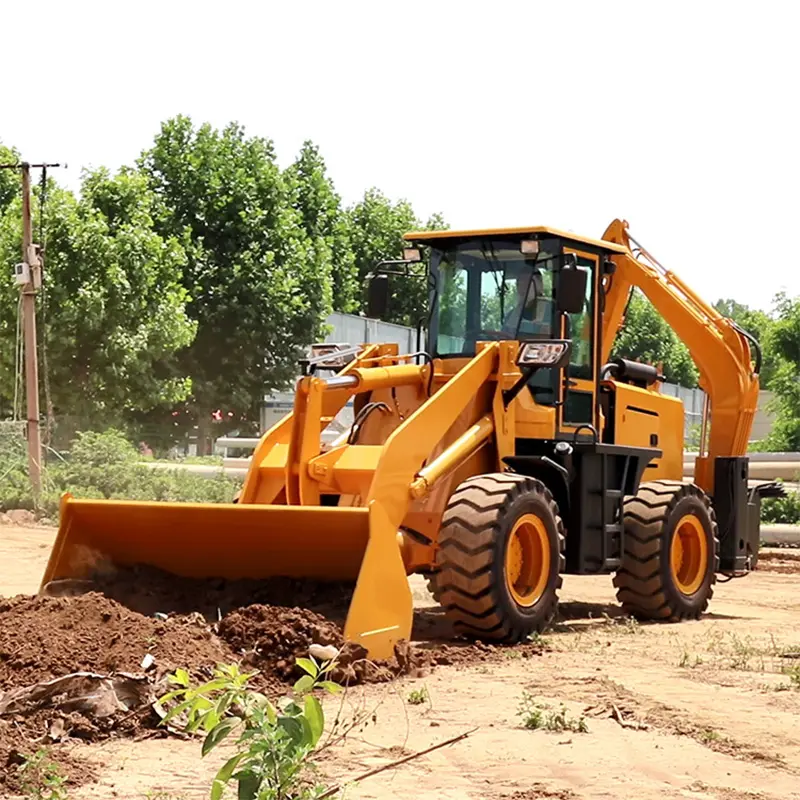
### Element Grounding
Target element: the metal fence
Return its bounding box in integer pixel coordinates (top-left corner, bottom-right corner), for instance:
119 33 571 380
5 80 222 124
660 382 705 440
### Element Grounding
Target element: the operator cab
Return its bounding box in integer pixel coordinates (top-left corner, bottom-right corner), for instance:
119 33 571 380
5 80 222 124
404 226 625 428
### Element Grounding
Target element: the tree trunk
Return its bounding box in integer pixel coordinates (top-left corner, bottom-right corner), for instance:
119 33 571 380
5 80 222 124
196 414 211 456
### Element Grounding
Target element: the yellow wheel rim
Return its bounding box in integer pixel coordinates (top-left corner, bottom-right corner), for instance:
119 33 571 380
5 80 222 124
670 514 709 595
505 513 551 607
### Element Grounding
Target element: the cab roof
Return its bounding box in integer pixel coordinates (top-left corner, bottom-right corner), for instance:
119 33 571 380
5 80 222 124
403 225 629 255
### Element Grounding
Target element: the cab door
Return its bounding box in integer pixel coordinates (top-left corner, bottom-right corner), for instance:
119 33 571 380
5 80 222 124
556 249 599 437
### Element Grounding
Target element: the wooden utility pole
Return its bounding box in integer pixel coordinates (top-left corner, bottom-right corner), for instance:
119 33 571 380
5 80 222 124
20 163 42 502
0 160 63 505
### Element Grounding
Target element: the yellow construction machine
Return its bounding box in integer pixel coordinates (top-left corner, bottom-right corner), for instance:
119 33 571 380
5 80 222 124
42 219 777 659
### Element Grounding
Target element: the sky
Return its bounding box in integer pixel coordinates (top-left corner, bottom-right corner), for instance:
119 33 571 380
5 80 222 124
2 0 798 312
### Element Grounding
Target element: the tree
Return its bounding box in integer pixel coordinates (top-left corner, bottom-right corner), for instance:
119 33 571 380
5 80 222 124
284 141 358 314
345 188 447 327
611 289 699 387
139 116 332 451
0 143 20 211
763 293 800 451
0 167 195 441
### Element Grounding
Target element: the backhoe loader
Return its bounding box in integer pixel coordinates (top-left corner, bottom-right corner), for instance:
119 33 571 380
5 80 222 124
42 219 778 660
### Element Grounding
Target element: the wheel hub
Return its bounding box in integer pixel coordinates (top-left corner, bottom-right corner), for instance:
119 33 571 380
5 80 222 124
505 513 550 607
670 514 709 595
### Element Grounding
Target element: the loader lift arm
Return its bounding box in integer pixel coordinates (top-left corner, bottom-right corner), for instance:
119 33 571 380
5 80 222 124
600 219 760 494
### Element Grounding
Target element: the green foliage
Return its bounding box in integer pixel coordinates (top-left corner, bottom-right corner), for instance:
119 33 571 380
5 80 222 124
0 429 240 517
761 485 800 525
612 290 699 387
160 657 342 800
17 748 68 800
285 141 358 314
345 188 447 327
762 293 800 451
139 116 332 449
0 167 195 431
0 142 21 210
1 128 444 446
407 686 429 706
517 692 588 733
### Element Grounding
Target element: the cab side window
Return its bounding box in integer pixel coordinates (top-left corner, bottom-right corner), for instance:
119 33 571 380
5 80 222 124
565 256 594 381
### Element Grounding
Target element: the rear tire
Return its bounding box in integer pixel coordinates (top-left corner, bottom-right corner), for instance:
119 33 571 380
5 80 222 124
436 473 565 642
614 480 719 620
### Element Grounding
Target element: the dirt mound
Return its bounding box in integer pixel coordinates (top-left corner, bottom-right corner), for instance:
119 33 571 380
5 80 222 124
220 603 345 681
220 604 431 684
0 580 432 754
0 592 236 691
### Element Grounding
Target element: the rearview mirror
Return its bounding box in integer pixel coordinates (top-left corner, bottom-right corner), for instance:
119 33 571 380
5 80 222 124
367 274 389 319
557 260 588 314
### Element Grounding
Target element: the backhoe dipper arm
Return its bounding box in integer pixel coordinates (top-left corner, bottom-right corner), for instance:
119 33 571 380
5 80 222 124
601 219 760 493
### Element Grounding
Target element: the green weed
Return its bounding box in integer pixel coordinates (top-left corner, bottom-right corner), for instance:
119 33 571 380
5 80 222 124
407 686 429 706
17 749 68 800
782 663 800 688
679 649 703 669
517 692 588 733
699 728 721 744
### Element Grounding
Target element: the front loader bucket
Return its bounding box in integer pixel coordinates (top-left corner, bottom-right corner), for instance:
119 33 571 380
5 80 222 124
41 495 413 659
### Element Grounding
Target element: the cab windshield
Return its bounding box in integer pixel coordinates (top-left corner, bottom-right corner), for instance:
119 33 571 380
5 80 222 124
431 238 558 356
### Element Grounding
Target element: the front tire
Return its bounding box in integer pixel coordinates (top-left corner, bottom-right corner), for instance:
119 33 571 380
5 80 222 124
435 473 565 642
614 480 719 620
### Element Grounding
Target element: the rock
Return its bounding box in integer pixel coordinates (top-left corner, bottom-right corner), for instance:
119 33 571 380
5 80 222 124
5 509 35 526
309 643 339 662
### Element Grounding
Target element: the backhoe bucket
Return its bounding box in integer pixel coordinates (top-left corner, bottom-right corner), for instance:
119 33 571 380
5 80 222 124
40 495 413 659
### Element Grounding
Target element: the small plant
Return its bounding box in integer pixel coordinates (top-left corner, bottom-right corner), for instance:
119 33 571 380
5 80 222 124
600 612 640 634
782 663 800 688
699 727 721 744
727 633 764 672
407 686 429 706
679 650 703 669
17 748 68 800
517 692 588 733
526 631 549 647
159 654 343 800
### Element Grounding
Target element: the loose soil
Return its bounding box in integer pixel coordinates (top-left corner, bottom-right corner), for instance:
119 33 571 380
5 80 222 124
3 526 800 799
0 592 234 693
0 570 443 749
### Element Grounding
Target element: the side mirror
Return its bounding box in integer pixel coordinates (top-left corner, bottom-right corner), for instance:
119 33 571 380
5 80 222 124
557 258 588 314
367 274 390 319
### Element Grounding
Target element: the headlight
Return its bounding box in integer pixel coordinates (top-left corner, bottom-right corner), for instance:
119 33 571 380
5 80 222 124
516 340 571 368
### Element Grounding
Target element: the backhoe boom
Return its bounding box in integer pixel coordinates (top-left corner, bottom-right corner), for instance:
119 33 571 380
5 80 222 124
601 219 760 492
